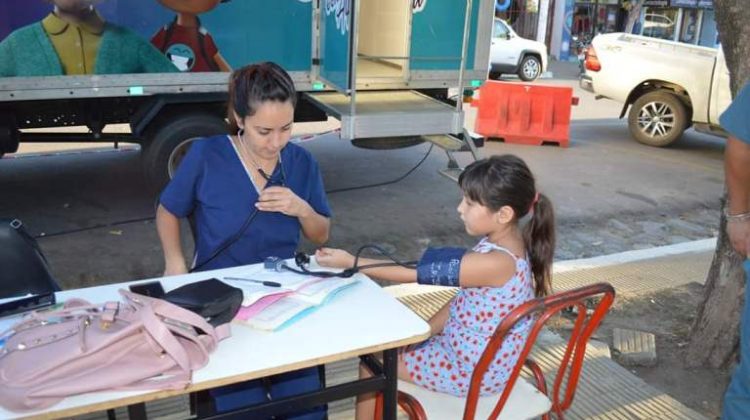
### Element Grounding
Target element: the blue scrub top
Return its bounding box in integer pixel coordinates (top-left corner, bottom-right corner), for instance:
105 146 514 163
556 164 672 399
721 81 750 144
160 135 332 271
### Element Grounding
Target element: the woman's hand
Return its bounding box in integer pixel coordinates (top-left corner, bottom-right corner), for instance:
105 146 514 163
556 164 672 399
256 186 313 218
164 258 188 277
315 248 355 268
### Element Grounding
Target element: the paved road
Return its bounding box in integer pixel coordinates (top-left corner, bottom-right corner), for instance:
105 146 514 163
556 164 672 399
0 62 724 288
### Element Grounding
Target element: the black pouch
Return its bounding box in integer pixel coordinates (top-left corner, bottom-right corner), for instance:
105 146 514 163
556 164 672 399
163 278 243 326
0 218 60 298
0 219 60 317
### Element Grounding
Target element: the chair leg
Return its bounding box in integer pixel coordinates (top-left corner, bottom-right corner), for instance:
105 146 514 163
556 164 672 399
373 392 426 420
398 391 427 420
374 393 383 420
525 359 553 420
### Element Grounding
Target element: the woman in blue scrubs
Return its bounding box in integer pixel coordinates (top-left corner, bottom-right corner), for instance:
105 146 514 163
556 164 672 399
155 62 331 419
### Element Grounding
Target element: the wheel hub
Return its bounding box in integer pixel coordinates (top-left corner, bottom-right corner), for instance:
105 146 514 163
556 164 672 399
638 101 675 138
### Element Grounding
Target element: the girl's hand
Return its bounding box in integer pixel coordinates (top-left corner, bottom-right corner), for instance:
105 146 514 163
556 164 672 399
315 248 355 268
256 186 313 218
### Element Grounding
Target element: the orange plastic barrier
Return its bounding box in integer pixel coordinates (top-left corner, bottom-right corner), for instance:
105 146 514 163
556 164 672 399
472 81 577 147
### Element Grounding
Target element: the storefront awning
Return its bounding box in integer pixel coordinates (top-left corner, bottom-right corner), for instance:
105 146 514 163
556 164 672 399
665 0 713 8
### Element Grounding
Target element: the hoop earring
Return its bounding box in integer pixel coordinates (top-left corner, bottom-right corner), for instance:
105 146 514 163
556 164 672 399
237 127 244 140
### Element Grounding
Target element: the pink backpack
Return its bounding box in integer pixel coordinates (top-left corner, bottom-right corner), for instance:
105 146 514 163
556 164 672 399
0 290 231 412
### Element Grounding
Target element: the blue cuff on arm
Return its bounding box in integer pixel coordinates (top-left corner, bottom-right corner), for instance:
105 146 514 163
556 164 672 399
417 247 467 287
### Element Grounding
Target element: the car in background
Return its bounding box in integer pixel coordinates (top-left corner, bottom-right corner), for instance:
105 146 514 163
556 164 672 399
489 18 548 82
643 13 674 30
580 33 731 147
642 13 675 39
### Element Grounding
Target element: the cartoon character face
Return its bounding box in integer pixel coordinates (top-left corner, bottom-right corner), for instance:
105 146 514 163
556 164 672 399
156 0 223 14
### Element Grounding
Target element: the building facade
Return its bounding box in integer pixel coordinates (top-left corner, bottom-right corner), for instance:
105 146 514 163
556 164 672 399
636 0 717 47
543 0 718 60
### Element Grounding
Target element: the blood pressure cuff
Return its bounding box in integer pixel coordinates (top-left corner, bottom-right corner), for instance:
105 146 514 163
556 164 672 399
416 247 467 287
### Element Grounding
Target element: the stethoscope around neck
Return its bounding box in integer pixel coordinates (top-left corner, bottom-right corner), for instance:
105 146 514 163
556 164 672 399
190 146 288 273
235 129 287 188
256 155 287 188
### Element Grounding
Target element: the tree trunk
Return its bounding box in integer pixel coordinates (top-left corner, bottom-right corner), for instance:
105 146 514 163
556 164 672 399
624 0 645 34
686 0 750 369
686 201 745 367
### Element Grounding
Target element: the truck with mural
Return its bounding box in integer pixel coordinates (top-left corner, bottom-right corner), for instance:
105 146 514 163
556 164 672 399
0 0 494 191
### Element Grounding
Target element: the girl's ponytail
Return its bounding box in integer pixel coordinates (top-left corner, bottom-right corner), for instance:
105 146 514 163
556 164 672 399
523 193 555 297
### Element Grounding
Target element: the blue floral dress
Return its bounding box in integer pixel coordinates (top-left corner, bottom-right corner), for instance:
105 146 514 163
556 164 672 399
403 238 535 397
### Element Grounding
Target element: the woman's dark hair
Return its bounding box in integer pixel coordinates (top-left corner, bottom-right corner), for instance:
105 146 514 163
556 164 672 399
458 155 555 297
227 62 297 132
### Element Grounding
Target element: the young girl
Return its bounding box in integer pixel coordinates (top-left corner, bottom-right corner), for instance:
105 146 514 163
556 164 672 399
315 154 555 419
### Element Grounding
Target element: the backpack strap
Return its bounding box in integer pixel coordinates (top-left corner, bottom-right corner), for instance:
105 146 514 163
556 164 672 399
159 17 177 53
195 17 220 71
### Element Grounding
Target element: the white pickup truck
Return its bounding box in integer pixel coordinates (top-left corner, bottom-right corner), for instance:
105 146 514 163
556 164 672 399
580 33 732 147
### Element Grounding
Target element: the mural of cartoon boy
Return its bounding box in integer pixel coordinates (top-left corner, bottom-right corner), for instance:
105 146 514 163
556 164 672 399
0 0 178 77
151 0 231 72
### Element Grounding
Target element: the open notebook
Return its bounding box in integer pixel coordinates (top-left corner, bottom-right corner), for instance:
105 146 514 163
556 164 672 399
224 269 359 331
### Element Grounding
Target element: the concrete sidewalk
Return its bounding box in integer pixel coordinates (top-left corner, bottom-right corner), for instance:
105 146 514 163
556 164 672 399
328 240 716 419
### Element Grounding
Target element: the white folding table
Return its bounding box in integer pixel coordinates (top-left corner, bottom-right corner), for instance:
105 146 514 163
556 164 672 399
0 264 431 420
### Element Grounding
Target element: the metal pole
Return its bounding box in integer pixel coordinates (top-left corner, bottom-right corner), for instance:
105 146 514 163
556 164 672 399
456 0 474 112
349 0 360 138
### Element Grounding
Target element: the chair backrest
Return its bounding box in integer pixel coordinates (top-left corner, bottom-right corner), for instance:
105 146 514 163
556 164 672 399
464 282 615 419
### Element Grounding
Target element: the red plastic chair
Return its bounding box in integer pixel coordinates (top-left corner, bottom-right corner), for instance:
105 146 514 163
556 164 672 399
376 282 615 419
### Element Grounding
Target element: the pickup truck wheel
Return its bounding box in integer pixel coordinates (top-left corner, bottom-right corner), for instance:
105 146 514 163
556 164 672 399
142 113 228 193
628 91 687 147
517 56 541 81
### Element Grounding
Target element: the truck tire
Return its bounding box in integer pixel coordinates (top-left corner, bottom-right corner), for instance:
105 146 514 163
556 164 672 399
628 91 688 147
517 55 541 81
142 113 228 193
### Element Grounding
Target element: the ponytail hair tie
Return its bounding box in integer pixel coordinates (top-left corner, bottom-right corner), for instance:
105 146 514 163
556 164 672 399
529 192 540 214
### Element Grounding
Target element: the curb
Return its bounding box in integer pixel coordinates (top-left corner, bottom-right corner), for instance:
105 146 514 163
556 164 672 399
553 237 717 274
